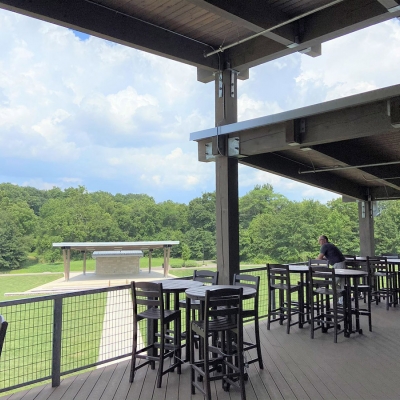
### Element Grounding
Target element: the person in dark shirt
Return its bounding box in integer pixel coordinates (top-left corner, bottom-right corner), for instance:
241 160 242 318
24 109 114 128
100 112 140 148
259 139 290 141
317 235 346 304
317 235 345 268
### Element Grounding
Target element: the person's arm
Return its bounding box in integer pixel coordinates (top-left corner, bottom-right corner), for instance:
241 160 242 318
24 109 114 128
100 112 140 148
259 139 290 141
317 243 327 260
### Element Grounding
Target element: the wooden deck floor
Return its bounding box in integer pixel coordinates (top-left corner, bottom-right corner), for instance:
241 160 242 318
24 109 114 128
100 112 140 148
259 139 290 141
3 302 400 400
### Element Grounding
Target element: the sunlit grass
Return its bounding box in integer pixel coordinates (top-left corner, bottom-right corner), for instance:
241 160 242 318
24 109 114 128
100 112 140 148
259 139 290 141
0 274 64 301
1 257 206 275
0 292 106 392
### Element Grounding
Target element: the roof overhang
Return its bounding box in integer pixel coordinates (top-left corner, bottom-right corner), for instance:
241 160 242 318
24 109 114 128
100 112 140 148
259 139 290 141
191 84 400 201
1 0 399 83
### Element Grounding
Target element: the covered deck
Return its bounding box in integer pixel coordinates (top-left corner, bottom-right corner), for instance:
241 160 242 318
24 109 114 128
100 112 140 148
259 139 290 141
2 302 400 400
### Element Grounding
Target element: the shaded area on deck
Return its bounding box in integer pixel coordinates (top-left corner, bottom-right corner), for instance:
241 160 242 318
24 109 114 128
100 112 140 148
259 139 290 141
2 302 400 400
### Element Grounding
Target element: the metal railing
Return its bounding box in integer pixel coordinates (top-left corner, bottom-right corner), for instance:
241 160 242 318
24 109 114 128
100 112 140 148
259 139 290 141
0 267 270 394
0 285 134 393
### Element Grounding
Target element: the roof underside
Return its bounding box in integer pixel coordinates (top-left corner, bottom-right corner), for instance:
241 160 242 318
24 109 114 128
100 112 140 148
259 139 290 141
1 0 400 200
192 84 400 201
1 0 399 83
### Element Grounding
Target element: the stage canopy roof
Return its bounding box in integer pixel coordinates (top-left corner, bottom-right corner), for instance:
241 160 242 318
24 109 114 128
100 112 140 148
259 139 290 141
53 241 179 252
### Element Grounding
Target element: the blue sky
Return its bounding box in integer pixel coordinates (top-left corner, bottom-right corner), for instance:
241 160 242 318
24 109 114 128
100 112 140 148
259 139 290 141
1 10 400 204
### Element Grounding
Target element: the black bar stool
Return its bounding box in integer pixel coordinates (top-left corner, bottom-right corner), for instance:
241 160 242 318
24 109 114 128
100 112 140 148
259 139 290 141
267 264 303 334
310 267 347 343
233 273 263 369
190 287 246 400
368 256 397 310
0 315 8 358
130 281 182 388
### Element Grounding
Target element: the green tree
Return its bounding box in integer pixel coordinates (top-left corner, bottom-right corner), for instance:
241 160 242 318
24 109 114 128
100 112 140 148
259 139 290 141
0 211 28 269
243 199 327 263
0 183 48 215
188 192 216 233
239 184 288 229
181 243 191 266
375 200 400 254
37 186 126 260
184 228 216 260
324 199 359 254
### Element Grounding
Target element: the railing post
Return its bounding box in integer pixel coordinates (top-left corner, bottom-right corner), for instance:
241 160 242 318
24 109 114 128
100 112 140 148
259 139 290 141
52 298 63 387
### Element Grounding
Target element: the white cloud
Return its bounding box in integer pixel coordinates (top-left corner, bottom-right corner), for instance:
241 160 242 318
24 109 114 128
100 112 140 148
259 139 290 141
238 94 283 120
300 186 341 202
1 9 399 205
21 177 83 190
239 166 283 188
295 20 400 104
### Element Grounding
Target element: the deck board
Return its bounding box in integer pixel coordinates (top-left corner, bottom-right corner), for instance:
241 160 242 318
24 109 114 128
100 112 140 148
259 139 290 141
2 303 400 400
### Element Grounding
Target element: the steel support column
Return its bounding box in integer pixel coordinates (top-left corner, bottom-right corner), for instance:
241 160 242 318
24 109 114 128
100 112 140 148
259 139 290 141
215 66 239 284
358 200 375 256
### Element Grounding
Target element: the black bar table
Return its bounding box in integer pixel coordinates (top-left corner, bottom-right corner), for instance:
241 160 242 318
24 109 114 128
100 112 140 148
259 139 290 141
146 279 204 360
185 284 256 361
334 269 368 336
288 264 310 326
157 279 204 310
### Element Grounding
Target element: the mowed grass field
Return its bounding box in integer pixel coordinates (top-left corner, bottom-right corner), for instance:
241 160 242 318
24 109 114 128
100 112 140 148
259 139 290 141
0 274 64 302
1 257 209 274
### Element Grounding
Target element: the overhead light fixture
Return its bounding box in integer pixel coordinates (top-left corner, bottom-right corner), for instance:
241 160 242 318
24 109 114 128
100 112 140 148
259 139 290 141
300 147 313 151
298 159 400 174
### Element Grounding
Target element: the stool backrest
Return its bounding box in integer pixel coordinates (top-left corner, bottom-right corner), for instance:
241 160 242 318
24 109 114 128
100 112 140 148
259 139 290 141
233 274 260 317
0 315 8 358
232 274 259 291
381 253 399 259
310 266 337 293
345 259 359 269
367 256 389 274
267 264 290 288
131 281 165 323
193 270 219 285
203 287 243 329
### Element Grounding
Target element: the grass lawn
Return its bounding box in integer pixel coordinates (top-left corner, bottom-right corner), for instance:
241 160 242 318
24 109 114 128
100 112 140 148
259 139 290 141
0 274 64 302
0 275 107 393
0 257 207 275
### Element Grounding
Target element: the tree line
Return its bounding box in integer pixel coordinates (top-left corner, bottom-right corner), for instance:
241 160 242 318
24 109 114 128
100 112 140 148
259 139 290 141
0 183 398 270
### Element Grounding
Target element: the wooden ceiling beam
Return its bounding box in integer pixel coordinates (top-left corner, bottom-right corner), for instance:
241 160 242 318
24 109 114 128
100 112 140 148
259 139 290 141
225 100 397 157
376 0 400 12
239 153 368 200
224 0 399 70
187 0 294 46
370 185 400 200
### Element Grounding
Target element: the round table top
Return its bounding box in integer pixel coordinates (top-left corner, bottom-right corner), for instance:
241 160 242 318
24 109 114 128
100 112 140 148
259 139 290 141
334 269 367 276
355 257 400 263
156 279 203 292
288 264 309 272
185 284 256 300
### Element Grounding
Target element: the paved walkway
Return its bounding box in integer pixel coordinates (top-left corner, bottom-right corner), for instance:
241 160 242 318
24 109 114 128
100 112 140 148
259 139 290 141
97 290 134 367
12 268 171 295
